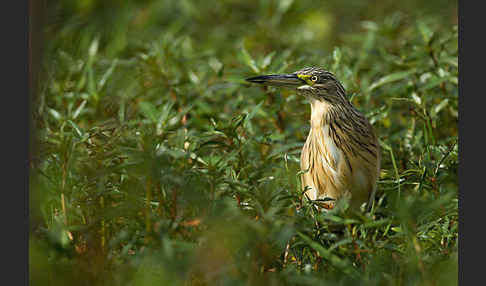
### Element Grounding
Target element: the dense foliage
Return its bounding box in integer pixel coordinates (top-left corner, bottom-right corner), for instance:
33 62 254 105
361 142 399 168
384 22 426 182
30 1 458 285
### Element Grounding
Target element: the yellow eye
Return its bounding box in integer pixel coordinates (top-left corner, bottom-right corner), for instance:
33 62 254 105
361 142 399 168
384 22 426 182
311 75 318 82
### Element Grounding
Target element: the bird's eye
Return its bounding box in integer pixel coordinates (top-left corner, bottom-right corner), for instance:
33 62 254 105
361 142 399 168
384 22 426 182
311 75 318 82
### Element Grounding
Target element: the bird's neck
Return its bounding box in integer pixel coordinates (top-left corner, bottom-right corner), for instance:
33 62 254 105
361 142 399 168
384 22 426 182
309 99 332 129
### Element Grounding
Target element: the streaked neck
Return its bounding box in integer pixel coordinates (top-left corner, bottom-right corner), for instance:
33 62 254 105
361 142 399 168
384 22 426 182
309 99 332 128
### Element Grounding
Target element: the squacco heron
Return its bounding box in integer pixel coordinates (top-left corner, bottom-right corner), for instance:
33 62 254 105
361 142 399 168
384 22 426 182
246 67 380 211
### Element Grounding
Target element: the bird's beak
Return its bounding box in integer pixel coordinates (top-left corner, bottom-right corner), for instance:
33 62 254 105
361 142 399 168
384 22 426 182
246 73 304 87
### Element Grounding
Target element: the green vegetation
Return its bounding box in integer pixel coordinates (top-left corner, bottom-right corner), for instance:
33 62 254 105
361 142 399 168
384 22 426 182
30 1 458 285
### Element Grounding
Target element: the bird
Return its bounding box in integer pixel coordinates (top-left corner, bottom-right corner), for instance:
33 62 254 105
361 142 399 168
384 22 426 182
246 67 380 211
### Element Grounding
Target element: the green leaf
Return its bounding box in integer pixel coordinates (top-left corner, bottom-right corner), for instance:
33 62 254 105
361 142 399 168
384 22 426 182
368 69 416 92
239 46 260 73
261 51 276 69
97 59 118 91
332 47 342 71
67 120 84 139
432 99 449 117
418 22 434 44
72 100 87 120
298 232 359 278
139 101 158 122
48 108 63 121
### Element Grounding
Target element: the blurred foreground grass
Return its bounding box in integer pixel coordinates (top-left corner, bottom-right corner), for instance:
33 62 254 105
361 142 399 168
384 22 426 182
30 1 458 285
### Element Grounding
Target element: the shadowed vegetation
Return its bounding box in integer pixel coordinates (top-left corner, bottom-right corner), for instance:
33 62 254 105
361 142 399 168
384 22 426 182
30 1 458 285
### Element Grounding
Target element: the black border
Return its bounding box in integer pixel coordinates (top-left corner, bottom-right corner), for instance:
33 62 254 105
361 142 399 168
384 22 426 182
459 0 477 285
457 0 462 283
5 0 35 285
3 0 30 285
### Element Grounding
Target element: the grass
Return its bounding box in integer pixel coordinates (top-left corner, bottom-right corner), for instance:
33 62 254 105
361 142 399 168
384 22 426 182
30 1 458 285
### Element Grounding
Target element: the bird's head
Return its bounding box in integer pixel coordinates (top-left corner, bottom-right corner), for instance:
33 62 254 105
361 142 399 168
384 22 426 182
246 66 347 104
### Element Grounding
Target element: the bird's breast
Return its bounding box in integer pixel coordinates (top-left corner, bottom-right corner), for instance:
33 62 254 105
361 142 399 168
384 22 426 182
301 125 353 203
306 126 341 173
320 125 340 167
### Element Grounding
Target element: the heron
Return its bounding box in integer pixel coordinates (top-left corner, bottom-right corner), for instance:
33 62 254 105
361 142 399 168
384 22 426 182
246 67 380 211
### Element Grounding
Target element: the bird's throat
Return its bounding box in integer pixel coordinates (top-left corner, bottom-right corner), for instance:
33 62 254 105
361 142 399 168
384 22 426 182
309 99 332 129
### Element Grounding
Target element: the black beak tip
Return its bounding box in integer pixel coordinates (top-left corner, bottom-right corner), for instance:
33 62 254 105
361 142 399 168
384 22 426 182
245 73 302 87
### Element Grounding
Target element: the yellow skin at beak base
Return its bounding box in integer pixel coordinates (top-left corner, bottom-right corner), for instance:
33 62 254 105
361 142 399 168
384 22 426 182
297 74 314 85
